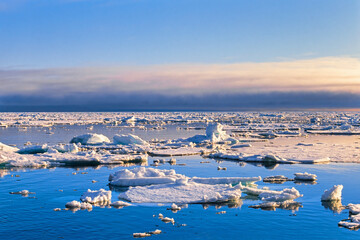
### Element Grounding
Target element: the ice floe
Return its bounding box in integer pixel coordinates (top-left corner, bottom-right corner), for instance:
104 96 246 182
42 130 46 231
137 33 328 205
118 179 242 203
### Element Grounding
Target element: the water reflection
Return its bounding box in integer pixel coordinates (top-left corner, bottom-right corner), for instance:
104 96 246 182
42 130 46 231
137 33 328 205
322 200 344 214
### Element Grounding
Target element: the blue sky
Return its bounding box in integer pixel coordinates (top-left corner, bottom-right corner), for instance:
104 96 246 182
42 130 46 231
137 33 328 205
0 0 359 110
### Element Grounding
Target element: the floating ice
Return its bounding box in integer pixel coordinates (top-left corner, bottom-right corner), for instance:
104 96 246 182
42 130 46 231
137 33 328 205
0 142 19 152
18 144 48 154
249 200 302 211
348 204 360 215
110 201 132 207
321 185 343 201
118 179 242 203
65 200 93 210
109 167 261 187
80 189 112 205
113 134 148 146
263 175 293 184
109 167 186 187
240 185 302 202
294 172 317 181
70 133 110 145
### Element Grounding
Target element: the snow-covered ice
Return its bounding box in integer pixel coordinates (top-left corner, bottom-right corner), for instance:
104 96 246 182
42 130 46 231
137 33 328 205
321 185 343 201
294 172 317 181
80 189 112 205
70 133 110 145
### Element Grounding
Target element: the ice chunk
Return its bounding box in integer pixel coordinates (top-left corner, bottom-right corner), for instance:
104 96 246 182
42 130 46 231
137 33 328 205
65 200 93 210
206 123 228 142
348 204 360 215
321 185 343 201
169 203 181 211
118 181 242 203
17 144 48 154
113 134 148 145
240 185 302 202
294 172 317 181
249 200 302 211
191 176 261 185
0 142 19 152
80 189 112 205
70 133 110 145
52 143 79 153
109 167 187 186
133 232 151 238
263 175 293 184
110 201 132 207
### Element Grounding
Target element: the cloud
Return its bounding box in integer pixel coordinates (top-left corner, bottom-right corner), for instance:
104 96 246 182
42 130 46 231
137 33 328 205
1 91 360 111
1 57 359 97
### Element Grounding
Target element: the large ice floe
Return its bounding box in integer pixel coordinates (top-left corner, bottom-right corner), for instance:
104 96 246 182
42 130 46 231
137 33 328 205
109 167 261 187
113 167 261 203
118 179 242 204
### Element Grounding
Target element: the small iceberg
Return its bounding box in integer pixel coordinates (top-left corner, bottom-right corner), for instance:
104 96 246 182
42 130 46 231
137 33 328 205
80 189 112 205
70 133 110 145
321 185 343 201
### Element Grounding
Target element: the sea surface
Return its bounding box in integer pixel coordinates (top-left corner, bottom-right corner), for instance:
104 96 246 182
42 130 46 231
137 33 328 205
0 124 359 239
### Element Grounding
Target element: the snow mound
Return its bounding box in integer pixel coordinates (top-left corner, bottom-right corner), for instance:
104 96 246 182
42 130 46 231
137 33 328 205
80 189 112 205
18 144 48 154
119 180 242 203
321 185 343 201
113 134 148 145
70 133 110 145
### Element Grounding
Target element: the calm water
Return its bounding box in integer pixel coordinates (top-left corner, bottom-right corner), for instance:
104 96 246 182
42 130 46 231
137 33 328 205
0 125 359 239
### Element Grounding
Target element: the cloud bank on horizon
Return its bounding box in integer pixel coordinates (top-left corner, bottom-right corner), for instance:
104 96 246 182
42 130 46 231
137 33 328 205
1 56 360 111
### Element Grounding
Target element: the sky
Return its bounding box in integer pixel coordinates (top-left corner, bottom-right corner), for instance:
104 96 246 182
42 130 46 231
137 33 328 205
0 0 359 111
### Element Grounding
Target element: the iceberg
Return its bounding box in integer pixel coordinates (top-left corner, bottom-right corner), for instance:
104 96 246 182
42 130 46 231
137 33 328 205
0 142 19 152
321 185 343 201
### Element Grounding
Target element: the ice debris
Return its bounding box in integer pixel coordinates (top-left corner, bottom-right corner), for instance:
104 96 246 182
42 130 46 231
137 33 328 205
110 201 132 208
